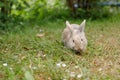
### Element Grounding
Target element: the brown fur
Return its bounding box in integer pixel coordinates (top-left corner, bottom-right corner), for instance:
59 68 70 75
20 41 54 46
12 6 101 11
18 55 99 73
62 20 87 53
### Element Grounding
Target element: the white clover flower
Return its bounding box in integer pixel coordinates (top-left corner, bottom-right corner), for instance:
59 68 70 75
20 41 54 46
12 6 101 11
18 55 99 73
3 63 7 66
56 62 67 68
77 74 82 79
56 62 62 67
98 68 102 71
69 72 76 77
62 63 66 67
75 66 79 69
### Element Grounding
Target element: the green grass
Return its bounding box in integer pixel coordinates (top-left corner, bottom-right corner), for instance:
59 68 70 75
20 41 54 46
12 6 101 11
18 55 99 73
0 15 120 80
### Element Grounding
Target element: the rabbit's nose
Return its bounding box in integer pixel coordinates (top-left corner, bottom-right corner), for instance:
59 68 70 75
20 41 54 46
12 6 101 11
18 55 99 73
74 49 82 54
78 49 82 52
75 51 80 54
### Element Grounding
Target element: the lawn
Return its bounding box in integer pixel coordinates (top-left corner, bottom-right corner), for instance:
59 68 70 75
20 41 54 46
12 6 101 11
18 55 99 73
0 16 120 80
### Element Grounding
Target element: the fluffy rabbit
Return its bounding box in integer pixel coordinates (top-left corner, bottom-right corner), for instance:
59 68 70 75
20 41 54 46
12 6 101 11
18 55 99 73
62 20 87 53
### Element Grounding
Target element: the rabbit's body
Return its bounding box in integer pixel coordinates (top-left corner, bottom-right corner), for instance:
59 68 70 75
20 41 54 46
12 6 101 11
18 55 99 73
62 20 87 53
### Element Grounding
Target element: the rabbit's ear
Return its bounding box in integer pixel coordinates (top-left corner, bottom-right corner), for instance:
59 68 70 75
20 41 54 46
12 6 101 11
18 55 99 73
79 20 86 32
66 21 72 31
66 21 71 27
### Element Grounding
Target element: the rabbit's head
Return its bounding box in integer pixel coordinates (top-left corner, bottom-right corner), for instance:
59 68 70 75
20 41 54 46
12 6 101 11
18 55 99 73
66 20 87 52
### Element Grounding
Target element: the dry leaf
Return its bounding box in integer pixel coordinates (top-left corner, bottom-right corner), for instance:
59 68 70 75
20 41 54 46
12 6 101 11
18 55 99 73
23 47 29 51
36 33 45 38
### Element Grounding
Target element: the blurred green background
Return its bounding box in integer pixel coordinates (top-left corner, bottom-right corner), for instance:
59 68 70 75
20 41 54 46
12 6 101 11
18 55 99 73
0 0 120 29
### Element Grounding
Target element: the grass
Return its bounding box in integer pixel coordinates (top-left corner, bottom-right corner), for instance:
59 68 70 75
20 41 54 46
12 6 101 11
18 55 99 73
0 15 120 80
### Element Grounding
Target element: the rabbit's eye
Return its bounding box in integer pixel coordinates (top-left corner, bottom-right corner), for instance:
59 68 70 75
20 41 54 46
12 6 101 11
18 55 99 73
81 39 83 41
73 40 74 43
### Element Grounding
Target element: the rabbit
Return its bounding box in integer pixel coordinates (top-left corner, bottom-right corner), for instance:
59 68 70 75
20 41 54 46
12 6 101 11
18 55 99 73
62 20 87 53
